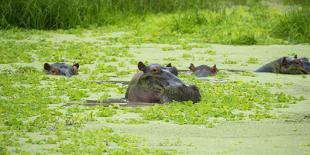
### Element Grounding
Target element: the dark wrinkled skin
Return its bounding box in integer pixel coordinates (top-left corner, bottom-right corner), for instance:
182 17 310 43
255 55 308 74
125 62 200 104
44 63 79 77
189 63 218 77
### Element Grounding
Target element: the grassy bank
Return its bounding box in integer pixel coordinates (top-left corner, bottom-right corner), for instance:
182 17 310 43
1 0 310 44
0 0 247 29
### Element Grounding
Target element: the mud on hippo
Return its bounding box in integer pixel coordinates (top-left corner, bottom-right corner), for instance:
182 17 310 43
44 63 79 77
255 55 310 74
125 62 201 104
189 63 218 77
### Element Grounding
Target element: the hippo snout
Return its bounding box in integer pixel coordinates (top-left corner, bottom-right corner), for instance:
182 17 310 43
188 85 201 103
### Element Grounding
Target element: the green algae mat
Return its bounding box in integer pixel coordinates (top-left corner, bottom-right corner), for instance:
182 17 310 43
0 30 310 155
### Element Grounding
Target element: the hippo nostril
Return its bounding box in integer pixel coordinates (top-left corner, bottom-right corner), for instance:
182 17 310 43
190 85 198 91
51 69 58 75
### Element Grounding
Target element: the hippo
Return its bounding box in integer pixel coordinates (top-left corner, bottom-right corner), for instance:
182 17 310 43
164 63 178 76
125 62 201 104
255 55 308 74
189 63 218 77
300 57 310 73
44 63 79 77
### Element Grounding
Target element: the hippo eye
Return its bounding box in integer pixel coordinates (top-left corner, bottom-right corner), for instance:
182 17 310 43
51 69 58 74
294 61 302 65
151 68 160 74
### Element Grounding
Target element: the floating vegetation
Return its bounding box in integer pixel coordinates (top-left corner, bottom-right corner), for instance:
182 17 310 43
247 57 259 64
0 1 309 153
223 59 238 64
135 76 301 125
239 71 256 77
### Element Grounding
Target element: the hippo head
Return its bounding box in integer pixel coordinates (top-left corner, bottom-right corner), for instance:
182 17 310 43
163 63 178 76
300 57 310 73
125 62 201 104
278 55 307 74
44 63 79 77
189 63 218 77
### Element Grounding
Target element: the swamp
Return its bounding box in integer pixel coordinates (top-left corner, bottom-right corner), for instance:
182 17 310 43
0 0 310 154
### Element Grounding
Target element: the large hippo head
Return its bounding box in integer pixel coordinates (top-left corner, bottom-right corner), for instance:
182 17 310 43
125 62 201 104
255 55 308 74
189 63 218 77
44 63 79 77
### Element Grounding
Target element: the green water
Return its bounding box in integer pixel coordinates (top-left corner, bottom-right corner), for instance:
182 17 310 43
0 30 310 154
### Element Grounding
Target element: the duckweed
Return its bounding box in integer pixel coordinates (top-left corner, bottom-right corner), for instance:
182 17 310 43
136 76 299 125
0 27 306 154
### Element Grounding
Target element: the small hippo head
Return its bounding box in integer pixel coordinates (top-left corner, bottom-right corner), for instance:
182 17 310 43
163 63 178 76
278 55 307 74
300 57 310 73
189 63 218 77
126 62 201 104
44 63 79 77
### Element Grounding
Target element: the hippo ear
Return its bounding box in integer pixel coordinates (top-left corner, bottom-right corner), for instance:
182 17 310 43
281 57 288 65
44 63 51 71
166 63 172 67
138 61 146 72
211 65 218 72
73 63 79 69
189 63 195 71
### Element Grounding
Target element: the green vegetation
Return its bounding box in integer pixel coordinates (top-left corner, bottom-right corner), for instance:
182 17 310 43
1 0 310 44
135 76 300 126
247 57 259 64
0 65 169 154
0 0 259 29
0 0 309 154
223 59 238 64
0 32 306 153
272 8 310 43
239 71 257 77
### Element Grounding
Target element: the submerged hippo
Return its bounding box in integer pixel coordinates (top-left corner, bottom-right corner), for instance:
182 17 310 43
164 63 178 76
189 63 218 77
125 62 201 104
44 63 79 77
255 55 309 74
300 57 310 73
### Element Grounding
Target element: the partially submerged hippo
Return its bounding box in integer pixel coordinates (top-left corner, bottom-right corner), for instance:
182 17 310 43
164 63 178 76
125 62 201 104
300 57 310 73
255 55 309 74
44 63 79 77
189 63 218 77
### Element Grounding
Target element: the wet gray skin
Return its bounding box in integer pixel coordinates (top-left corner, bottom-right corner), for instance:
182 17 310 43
300 57 310 73
189 63 218 77
255 55 308 74
44 63 79 77
125 62 201 104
